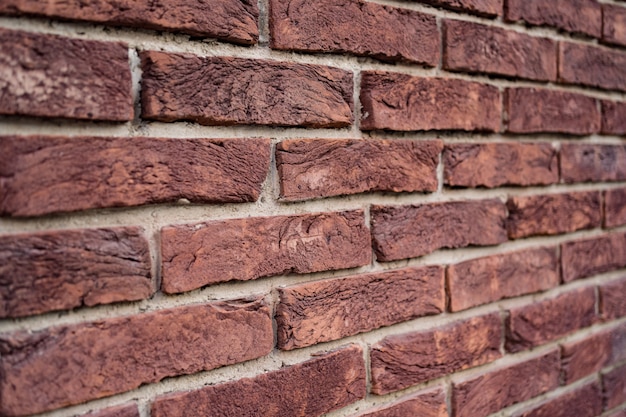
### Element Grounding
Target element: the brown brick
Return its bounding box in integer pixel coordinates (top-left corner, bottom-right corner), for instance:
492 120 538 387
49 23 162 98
0 28 131 121
360 72 501 132
276 266 445 350
444 143 558 188
559 42 626 92
140 51 353 128
370 313 502 395
452 350 560 417
352 387 447 417
603 4 626 47
0 298 273 417
605 364 626 410
0 136 270 217
505 287 596 352
505 88 600 135
561 232 626 282
448 247 559 312
0 227 151 319
161 210 371 293
605 188 626 228
602 101 626 135
513 382 603 417
561 144 626 183
506 191 601 239
82 404 139 417
277 139 441 201
151 345 366 417
0 0 258 44
561 332 613 384
371 199 507 262
600 277 626 320
443 20 556 81
420 0 502 17
270 0 439 65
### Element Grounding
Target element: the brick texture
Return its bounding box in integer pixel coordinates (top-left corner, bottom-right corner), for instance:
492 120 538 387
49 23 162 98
421 0 502 17
561 144 626 183
600 278 626 320
602 101 626 135
353 388 447 417
559 42 626 92
603 4 626 47
605 364 626 410
605 188 626 228
513 382 603 417
561 232 626 282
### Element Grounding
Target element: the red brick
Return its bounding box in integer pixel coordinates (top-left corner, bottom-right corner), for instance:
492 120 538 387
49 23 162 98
140 51 353 128
370 313 502 395
506 191 601 239
444 143 558 188
605 188 626 228
161 210 371 293
505 88 600 135
0 28 131 121
151 345 366 417
452 350 560 417
561 232 626 282
443 20 556 81
505 287 596 352
421 0 502 17
600 277 626 320
352 387 447 417
603 4 626 47
276 139 441 201
513 382 603 417
602 101 626 135
276 266 445 350
0 136 270 217
447 247 559 312
561 144 626 183
360 72 501 132
270 0 439 65
82 404 139 417
0 298 273 416
371 199 507 262
561 332 613 384
559 42 626 92
605 364 626 410
0 0 258 44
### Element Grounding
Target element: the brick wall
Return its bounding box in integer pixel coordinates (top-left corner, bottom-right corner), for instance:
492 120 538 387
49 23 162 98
0 0 625 417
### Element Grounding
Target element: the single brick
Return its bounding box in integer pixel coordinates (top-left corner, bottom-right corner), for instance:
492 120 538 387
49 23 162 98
81 404 139 417
505 287 596 352
513 382 603 417
603 4 626 47
561 144 626 183
444 143 558 188
600 277 626 320
270 0 439 65
0 0 259 44
370 313 502 395
452 350 560 417
352 387 447 417
602 101 626 135
276 139 442 201
360 72 501 132
561 232 626 282
447 247 559 312
0 298 273 417
0 136 270 217
140 51 353 128
420 0 502 17
559 42 626 92
371 199 507 262
151 345 366 417
161 210 371 293
276 266 445 350
0 28 131 121
605 188 626 228
505 88 600 135
443 20 556 81
605 364 626 410
506 191 601 239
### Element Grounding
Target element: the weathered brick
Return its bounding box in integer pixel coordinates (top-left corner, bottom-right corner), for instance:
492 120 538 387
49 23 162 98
447 247 559 312
140 51 353 127
452 350 560 417
600 278 626 320
559 42 626 92
561 144 626 183
0 0 259 44
151 345 366 417
0 28 131 121
605 188 626 228
444 143 558 188
276 266 445 350
420 0 502 17
370 313 502 394
513 382 603 417
506 191 601 239
505 88 600 135
443 20 556 81
0 298 273 417
605 364 626 410
561 232 626 282
371 199 507 262
561 332 612 384
270 0 439 65
82 404 139 417
276 139 441 201
161 211 371 293
506 287 596 352
360 72 501 132
352 387 447 417
0 136 270 217
603 4 626 47
602 101 626 135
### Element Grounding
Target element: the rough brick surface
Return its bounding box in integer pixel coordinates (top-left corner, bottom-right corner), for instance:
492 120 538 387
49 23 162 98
140 51 353 127
561 232 626 282
276 266 445 350
444 143 558 188
443 20 556 81
605 188 626 229
0 28 131 121
370 313 502 394
605 364 626 409
151 345 366 417
513 382 603 417
270 0 439 64
601 278 626 320
421 0 502 17
0 298 273 416
505 88 600 135
371 199 507 262
353 388 447 417
559 42 626 92
561 144 626 183
83 404 139 417
0 136 270 217
276 139 442 201
161 211 371 293
360 72 501 132
447 247 559 312
603 5 626 47
602 101 626 135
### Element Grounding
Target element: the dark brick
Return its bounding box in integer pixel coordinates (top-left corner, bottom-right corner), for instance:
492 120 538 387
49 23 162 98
600 277 626 320
559 42 626 92
561 144 626 183
602 101 626 135
420 0 502 17
82 404 139 417
605 188 626 228
352 387 447 417
513 382 603 417
603 4 626 47
505 0 602 37
605 364 626 410
561 232 626 282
